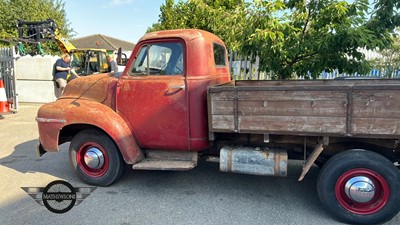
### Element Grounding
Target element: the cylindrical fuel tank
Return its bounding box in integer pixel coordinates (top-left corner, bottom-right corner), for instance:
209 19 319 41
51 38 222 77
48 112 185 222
220 146 287 177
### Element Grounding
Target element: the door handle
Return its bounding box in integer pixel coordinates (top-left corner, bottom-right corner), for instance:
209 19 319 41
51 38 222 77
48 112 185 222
170 85 185 90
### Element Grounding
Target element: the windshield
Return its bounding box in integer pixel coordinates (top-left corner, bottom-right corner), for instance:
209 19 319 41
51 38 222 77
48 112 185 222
70 51 109 75
131 42 183 76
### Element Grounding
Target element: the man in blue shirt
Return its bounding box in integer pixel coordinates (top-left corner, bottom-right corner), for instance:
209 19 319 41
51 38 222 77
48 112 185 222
54 53 72 95
107 55 118 73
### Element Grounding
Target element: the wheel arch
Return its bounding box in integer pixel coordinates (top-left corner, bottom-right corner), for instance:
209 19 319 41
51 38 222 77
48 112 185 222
56 99 143 164
316 140 400 166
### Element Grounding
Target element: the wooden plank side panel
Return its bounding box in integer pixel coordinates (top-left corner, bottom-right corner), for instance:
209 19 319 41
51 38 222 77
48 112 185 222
211 100 234 115
352 118 400 136
353 90 400 118
239 115 347 134
238 100 347 117
209 89 235 131
209 82 400 137
209 88 349 135
209 91 234 100
238 90 348 101
211 115 235 131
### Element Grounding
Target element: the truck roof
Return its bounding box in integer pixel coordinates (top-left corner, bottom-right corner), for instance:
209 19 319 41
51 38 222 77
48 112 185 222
139 29 225 45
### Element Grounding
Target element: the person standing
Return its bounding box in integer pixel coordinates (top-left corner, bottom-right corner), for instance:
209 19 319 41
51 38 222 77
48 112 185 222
54 53 72 95
108 55 118 73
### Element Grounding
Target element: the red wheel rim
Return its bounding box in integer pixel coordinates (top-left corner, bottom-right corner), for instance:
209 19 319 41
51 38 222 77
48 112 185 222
76 142 109 177
335 168 390 215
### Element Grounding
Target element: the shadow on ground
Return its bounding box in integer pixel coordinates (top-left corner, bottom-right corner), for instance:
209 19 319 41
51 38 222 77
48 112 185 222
1 139 382 225
0 139 77 182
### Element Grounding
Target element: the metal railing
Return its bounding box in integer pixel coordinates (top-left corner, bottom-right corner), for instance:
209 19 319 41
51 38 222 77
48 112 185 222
0 47 19 111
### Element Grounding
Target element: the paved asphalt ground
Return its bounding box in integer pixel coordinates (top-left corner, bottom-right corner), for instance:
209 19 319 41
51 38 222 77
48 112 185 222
0 103 399 225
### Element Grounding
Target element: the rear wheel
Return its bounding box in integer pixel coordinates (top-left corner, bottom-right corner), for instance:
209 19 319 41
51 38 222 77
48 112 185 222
317 149 400 224
69 129 124 186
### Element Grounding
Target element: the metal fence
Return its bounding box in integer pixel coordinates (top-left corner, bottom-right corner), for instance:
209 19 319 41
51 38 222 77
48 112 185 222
229 52 400 80
319 68 400 79
0 47 18 111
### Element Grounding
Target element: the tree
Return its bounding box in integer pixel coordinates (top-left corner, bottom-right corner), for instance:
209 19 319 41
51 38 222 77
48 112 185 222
244 0 381 79
0 0 72 54
148 0 247 51
367 0 400 35
368 35 400 78
149 0 400 79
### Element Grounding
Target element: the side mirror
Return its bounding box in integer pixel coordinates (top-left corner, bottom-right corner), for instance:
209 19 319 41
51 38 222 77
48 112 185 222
117 47 122 65
116 47 127 66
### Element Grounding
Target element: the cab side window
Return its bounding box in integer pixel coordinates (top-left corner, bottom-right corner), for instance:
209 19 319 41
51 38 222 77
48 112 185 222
213 43 226 66
131 42 184 76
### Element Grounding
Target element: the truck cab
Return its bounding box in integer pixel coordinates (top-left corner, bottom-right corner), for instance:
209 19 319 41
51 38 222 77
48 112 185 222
36 29 230 186
117 30 230 151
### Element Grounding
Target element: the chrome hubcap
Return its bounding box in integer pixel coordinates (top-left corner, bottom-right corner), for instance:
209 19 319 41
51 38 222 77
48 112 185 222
345 176 376 203
84 147 104 169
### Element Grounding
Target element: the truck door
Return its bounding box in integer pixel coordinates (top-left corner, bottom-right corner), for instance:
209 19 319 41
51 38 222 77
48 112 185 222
117 40 189 150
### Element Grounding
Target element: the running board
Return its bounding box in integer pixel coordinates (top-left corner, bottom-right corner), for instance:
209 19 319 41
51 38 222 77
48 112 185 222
132 159 197 171
132 150 197 171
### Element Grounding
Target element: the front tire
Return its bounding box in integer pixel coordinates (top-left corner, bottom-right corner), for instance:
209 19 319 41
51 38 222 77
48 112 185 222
317 149 400 224
69 129 124 186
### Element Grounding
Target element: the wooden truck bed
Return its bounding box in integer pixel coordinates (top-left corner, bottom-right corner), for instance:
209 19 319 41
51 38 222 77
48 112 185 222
208 79 400 139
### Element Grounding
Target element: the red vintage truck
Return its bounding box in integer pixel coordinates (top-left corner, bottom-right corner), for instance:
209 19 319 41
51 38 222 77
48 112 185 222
36 29 400 224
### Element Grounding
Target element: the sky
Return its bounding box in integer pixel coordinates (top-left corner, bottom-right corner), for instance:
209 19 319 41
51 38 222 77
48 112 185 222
64 0 166 44
64 0 372 44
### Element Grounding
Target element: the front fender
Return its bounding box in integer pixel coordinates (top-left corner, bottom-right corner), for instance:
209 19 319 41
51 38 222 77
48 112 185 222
37 99 143 164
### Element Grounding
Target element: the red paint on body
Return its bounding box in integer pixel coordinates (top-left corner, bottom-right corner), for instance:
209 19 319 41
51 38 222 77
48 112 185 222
37 29 230 163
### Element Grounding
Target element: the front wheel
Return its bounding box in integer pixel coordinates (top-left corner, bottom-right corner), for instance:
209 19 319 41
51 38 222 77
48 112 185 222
69 129 124 186
317 149 400 224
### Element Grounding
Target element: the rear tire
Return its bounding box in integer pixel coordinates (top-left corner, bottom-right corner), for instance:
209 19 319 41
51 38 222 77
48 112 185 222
317 149 400 224
69 129 124 186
